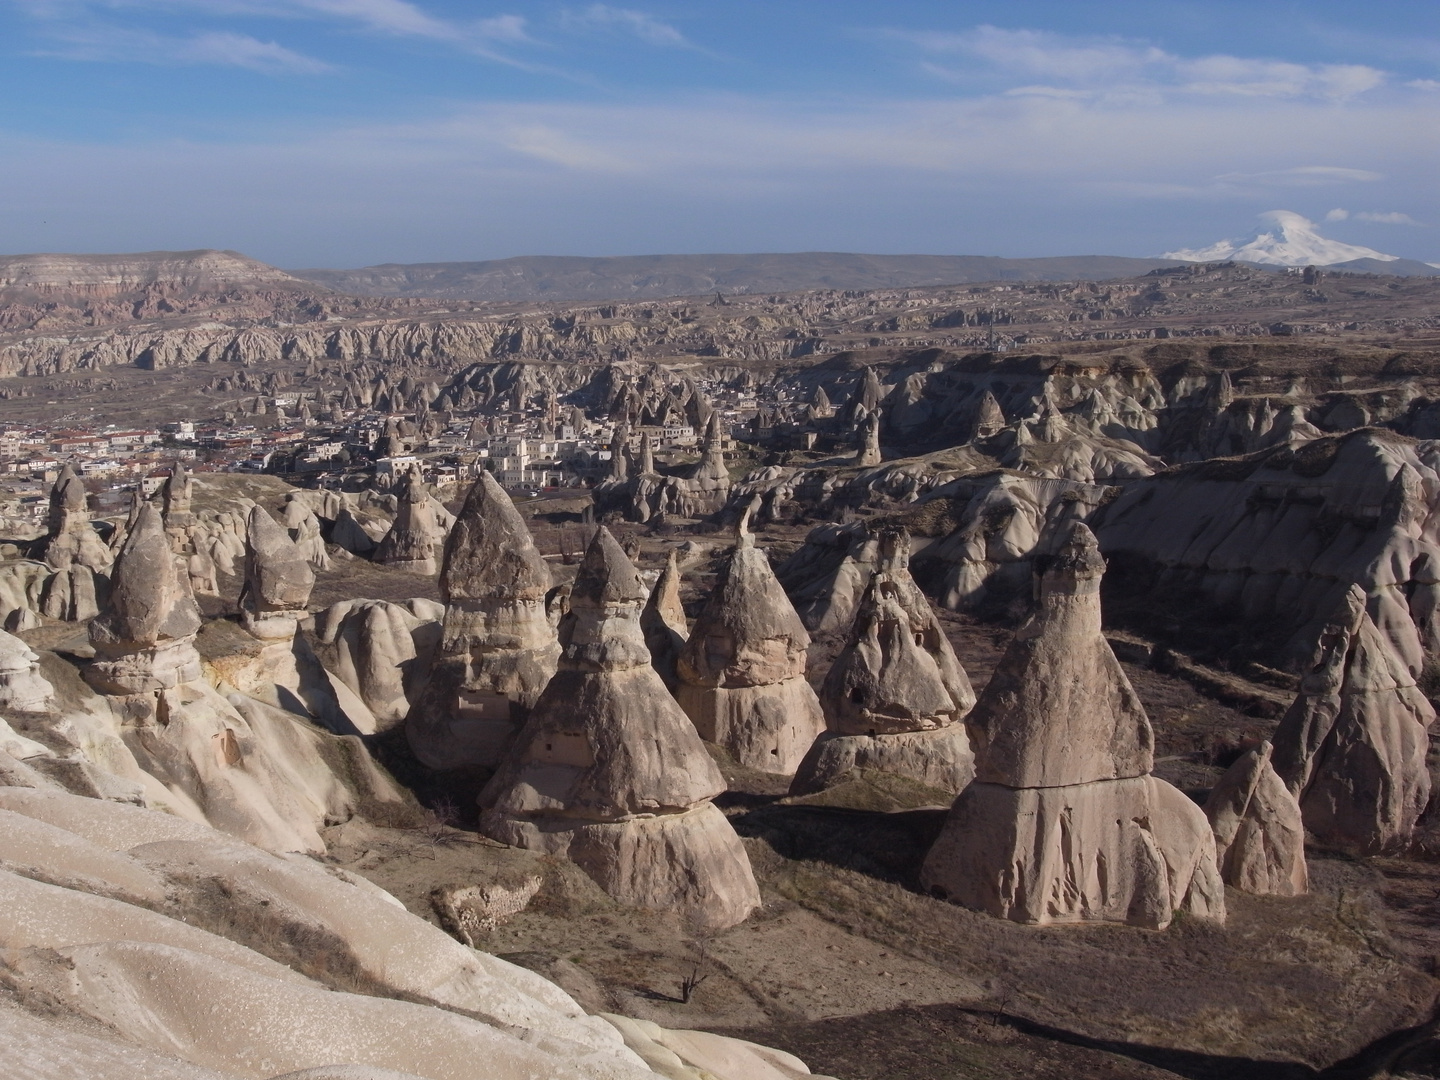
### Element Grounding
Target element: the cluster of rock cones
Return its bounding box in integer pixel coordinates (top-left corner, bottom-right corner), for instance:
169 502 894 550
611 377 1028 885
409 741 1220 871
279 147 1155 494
25 463 1431 937
391 472 1435 934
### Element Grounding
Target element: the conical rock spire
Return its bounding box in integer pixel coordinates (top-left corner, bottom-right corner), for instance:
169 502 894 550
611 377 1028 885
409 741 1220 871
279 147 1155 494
240 506 315 641
641 549 688 690
481 528 759 930
676 516 825 774
921 521 1225 928
86 505 202 694
375 468 443 575
794 529 976 796
1204 741 1307 895
405 471 560 770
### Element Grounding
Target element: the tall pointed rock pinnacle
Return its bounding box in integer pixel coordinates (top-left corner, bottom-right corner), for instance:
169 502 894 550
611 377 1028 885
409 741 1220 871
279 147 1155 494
240 505 315 641
1204 741 1307 895
921 522 1225 929
676 506 825 774
375 467 443 575
405 470 560 770
43 464 112 572
480 527 760 929
641 549 689 690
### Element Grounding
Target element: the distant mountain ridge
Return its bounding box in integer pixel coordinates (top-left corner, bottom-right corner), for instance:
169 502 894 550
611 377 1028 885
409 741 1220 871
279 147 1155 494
287 252 1198 303
0 249 310 297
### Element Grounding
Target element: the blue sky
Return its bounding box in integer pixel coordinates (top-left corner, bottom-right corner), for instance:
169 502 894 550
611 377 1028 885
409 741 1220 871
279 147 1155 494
1 1 1437 267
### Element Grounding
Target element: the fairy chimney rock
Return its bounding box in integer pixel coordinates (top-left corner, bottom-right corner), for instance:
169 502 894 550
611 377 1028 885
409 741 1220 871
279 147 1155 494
375 468 443 575
676 516 825 774
795 529 976 796
641 549 689 690
969 522 1153 788
86 505 203 694
43 465 112 572
405 471 560 770
920 521 1225 929
240 505 315 641
480 528 759 929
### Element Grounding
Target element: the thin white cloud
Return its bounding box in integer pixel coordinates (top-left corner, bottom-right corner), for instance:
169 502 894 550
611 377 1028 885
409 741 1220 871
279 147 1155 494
1326 208 1349 221
559 5 691 49
35 23 331 72
1215 166 1383 187
1355 210 1422 225
879 25 1388 102
14 0 545 70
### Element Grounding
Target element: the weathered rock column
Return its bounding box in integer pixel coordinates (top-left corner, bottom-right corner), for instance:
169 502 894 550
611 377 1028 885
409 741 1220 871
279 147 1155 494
640 549 688 691
239 506 315 643
375 467 443 575
85 505 203 695
676 512 825 774
921 522 1225 928
406 471 560 770
480 527 760 929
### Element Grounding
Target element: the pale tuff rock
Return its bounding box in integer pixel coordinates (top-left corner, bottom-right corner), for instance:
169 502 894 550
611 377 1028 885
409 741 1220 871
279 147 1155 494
86 505 203 695
1270 584 1434 855
793 530 976 795
39 565 102 622
640 549 688 690
406 471 560 770
185 550 218 596
375 468 443 575
971 523 1152 788
239 505 315 641
282 493 332 571
161 462 194 535
973 390 1006 440
331 505 384 556
676 510 826 775
313 598 443 731
0 628 55 712
1094 429 1440 674
672 413 732 518
42 464 113 572
921 522 1225 928
1204 741 1308 896
856 411 882 468
481 527 760 930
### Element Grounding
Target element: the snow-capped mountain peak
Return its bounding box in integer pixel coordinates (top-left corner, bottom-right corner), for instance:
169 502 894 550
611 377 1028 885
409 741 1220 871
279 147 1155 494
1162 210 1400 266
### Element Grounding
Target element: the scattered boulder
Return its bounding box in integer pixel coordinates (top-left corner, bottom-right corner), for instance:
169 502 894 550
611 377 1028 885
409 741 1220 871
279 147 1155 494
480 527 760 929
921 522 1226 928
